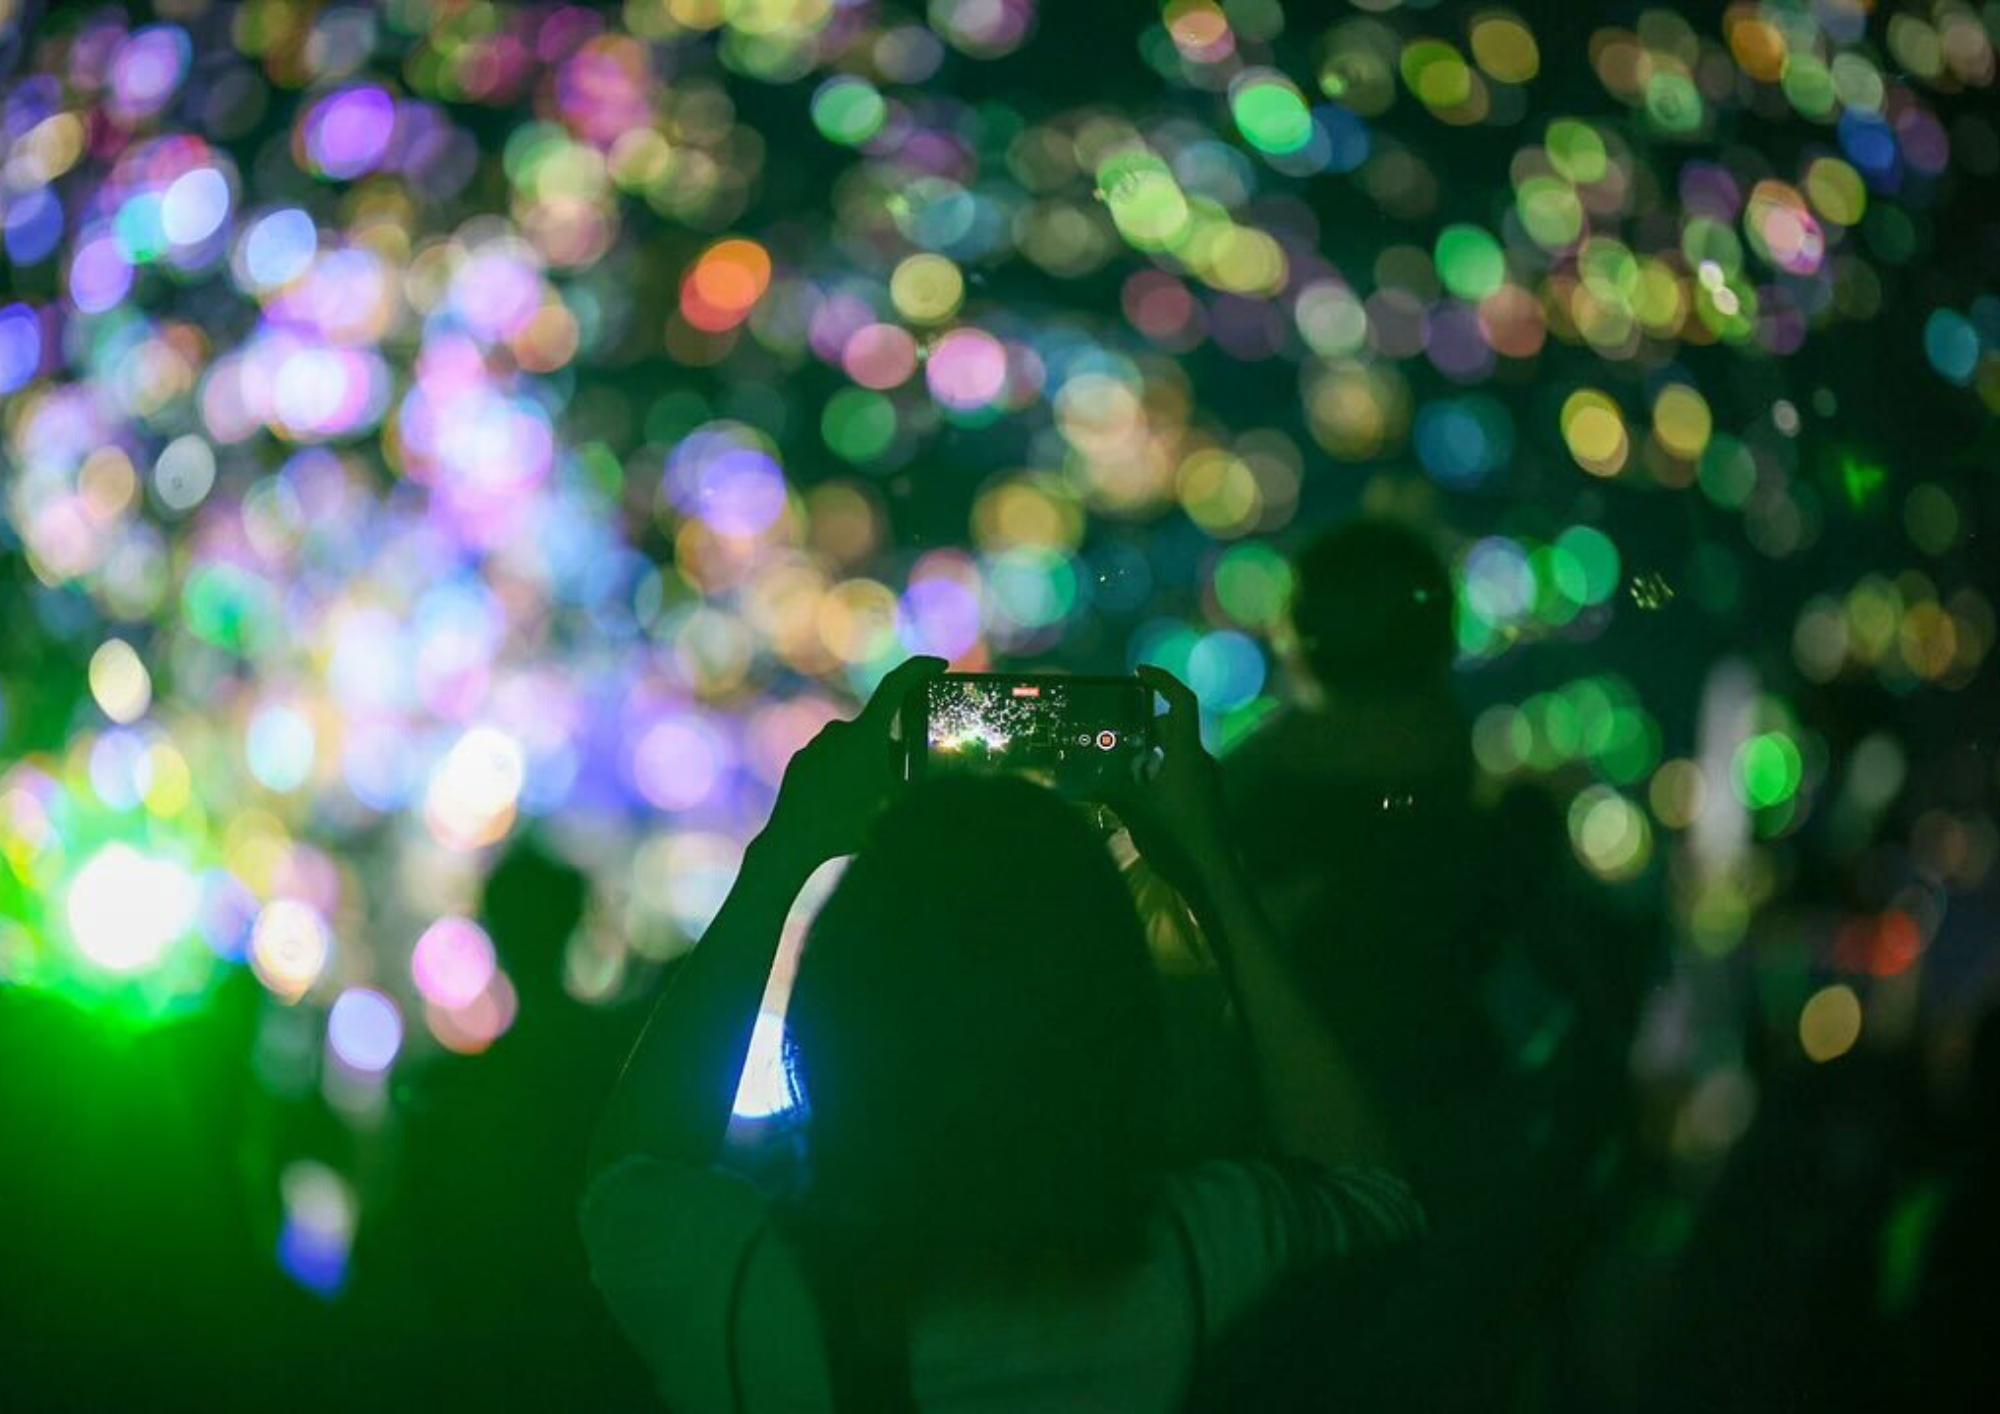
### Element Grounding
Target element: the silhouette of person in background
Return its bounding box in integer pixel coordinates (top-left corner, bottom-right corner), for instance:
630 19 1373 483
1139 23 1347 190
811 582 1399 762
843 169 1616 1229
1218 517 1647 1411
1912 1002 2000 1410
351 836 652 1410
1640 1046 1928 1414
0 973 325 1413
583 658 1424 1412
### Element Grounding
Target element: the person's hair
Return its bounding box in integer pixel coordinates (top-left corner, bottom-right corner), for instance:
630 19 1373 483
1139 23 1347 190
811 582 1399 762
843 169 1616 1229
1291 518 1456 693
778 774 1172 1409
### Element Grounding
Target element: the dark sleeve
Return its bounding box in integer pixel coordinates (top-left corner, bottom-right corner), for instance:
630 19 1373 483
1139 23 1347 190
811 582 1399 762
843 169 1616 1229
580 1157 776 1410
1168 1159 1425 1336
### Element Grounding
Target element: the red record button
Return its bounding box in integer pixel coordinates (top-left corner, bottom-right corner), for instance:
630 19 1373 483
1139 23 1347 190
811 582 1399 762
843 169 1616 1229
1095 730 1119 750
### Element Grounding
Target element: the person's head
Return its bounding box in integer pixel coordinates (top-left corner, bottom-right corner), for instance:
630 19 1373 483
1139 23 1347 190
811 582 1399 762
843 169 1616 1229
783 774 1169 1276
481 835 588 1011
1291 518 1455 696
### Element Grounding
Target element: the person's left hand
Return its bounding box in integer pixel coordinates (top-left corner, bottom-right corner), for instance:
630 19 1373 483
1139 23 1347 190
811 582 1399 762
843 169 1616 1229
759 655 946 870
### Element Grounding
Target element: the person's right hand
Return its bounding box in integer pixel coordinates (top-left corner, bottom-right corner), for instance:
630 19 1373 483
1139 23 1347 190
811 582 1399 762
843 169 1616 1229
1106 665 1235 905
759 655 945 872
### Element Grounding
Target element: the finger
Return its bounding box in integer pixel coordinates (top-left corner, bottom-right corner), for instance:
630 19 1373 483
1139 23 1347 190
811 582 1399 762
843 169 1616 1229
1135 665 1201 749
858 655 947 731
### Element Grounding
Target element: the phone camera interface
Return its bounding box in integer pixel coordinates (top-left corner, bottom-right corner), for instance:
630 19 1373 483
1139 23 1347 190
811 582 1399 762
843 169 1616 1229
925 679 1145 791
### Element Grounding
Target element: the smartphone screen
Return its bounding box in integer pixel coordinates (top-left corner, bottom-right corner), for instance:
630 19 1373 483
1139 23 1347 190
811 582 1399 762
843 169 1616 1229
906 674 1153 797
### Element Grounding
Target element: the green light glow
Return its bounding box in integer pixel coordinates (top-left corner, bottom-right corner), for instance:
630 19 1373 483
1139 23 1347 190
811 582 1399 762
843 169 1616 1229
1644 72 1704 133
1556 525 1620 604
0 767 225 1028
1840 452 1887 510
1699 434 1758 509
1734 732 1804 808
1435 224 1507 301
1212 543 1293 628
811 77 887 146
1098 150 1192 250
1545 119 1607 183
1517 175 1584 249
1230 78 1313 155
65 842 199 974
1532 545 1584 625
822 387 897 463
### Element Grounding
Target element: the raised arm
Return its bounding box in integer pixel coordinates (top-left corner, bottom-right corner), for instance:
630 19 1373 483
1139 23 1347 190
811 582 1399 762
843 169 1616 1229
588 657 944 1180
1115 666 1391 1172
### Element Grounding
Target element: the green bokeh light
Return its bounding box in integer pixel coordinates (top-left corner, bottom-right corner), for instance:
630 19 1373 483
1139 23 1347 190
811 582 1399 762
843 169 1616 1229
1098 150 1192 251
1212 543 1294 628
1734 732 1804 808
1230 76 1313 155
811 76 887 145
821 387 897 463
1556 525 1620 604
1434 224 1507 301
1546 118 1608 183
0 767 226 1029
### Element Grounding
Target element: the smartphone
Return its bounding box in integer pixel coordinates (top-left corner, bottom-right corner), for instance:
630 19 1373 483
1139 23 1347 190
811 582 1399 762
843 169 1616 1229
904 673 1154 797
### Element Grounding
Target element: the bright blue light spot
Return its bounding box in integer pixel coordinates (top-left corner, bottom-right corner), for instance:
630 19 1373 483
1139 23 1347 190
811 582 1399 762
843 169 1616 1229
1187 629 1267 712
0 303 41 393
243 208 317 289
277 1217 348 1298
1836 111 1899 186
4 187 64 265
733 1011 802 1119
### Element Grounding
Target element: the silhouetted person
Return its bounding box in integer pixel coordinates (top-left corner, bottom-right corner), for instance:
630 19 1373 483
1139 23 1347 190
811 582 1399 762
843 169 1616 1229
1911 1004 2000 1410
0 975 324 1412
583 659 1423 1411
351 837 652 1410
1220 518 1646 1410
1641 1049 1927 1414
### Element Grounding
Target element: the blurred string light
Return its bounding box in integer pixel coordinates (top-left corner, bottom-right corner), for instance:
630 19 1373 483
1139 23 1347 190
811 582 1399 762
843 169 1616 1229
0 0 1995 1284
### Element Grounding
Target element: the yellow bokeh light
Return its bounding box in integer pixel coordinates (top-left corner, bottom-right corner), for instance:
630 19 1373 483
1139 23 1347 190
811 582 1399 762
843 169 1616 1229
1305 360 1408 461
1803 156 1866 227
1648 758 1706 830
1470 13 1540 83
78 447 139 522
1799 983 1863 1062
816 577 900 665
251 898 333 1002
143 742 194 817
1632 260 1688 335
889 252 965 324
1190 223 1287 296
1560 388 1629 476
973 477 1083 552
1175 448 1261 537
1568 784 1653 882
1652 383 1713 460
424 727 525 851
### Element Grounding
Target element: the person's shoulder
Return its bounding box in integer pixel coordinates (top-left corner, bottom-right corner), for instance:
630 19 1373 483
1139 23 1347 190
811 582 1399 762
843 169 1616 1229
1219 708 1345 804
1163 1156 1425 1244
1155 1157 1426 1337
1221 705 1318 763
